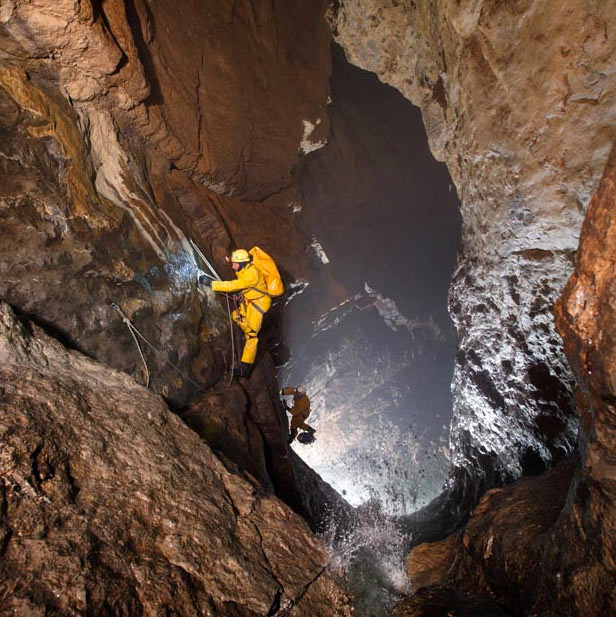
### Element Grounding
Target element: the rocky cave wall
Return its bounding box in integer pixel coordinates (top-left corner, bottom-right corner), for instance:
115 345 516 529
0 301 352 616
325 1 616 613
0 0 333 403
395 143 616 617
2 0 616 615
0 0 350 599
331 0 616 502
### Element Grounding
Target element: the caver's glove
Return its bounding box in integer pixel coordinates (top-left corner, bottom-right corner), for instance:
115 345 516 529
198 274 212 287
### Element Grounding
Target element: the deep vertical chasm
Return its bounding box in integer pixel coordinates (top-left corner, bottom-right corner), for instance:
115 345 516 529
330 0 616 515
282 45 461 513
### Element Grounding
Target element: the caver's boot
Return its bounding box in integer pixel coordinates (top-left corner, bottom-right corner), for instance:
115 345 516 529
233 361 252 379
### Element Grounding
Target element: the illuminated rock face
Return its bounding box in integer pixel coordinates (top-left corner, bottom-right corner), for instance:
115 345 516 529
0 302 352 617
0 0 331 405
0 0 344 569
331 0 616 486
394 144 616 617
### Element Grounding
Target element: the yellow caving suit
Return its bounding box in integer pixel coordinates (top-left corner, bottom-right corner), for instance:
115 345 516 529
282 388 315 441
211 263 271 365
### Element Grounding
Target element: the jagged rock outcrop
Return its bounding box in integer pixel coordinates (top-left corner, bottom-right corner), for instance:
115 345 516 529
0 0 349 553
330 0 616 492
395 144 616 616
0 0 332 404
0 301 352 616
183 353 352 531
551 143 616 615
398 458 577 615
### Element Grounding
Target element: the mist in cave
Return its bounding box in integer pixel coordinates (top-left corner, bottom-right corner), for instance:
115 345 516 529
280 46 461 518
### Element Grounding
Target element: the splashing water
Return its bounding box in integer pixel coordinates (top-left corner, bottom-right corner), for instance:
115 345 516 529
282 286 454 613
321 500 412 617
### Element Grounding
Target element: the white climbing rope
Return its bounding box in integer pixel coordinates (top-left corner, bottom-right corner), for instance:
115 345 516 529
190 238 221 281
117 306 150 388
111 303 205 392
189 239 239 387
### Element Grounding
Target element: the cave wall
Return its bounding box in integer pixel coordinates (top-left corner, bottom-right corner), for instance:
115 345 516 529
396 145 616 615
0 0 347 555
0 301 352 616
330 0 616 486
0 0 331 404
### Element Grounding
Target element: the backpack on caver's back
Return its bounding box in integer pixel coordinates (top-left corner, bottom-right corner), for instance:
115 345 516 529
249 246 284 297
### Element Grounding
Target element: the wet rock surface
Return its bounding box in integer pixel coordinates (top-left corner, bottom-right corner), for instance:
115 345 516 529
184 353 352 531
399 458 577 615
0 301 353 616
331 0 616 494
395 146 616 616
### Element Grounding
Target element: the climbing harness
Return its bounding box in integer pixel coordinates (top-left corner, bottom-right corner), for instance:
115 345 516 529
111 303 205 392
245 297 267 315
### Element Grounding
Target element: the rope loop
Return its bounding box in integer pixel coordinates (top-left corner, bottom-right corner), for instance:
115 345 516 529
110 303 205 393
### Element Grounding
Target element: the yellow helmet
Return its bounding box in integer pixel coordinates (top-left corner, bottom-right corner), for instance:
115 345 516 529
230 249 251 263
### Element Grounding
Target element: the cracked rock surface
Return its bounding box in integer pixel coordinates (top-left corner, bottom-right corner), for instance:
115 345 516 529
0 301 352 616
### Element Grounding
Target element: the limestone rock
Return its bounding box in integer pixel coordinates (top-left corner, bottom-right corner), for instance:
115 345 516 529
550 142 616 616
395 143 616 617
1 0 332 199
398 458 577 615
183 354 352 531
0 301 352 616
0 0 327 404
331 0 616 492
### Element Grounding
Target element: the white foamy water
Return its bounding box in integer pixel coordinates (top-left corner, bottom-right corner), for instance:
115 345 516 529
321 501 411 617
282 286 454 615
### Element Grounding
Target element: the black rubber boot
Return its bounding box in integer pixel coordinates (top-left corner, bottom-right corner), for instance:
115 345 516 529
233 361 253 379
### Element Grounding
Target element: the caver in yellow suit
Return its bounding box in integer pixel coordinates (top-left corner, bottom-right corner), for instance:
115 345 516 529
280 386 316 444
209 249 271 378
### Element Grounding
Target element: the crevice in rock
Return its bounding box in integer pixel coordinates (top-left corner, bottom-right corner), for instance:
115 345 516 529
64 460 80 503
266 588 283 617
217 472 241 519
250 518 286 598
278 565 328 616
10 305 88 356
0 527 13 557
196 50 205 165
29 443 43 494
124 0 163 106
